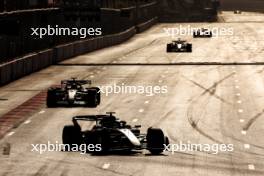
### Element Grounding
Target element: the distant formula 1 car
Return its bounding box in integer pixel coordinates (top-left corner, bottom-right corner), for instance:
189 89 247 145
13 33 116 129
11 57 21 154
167 39 192 52
193 28 213 38
47 78 100 107
62 112 169 154
234 10 242 14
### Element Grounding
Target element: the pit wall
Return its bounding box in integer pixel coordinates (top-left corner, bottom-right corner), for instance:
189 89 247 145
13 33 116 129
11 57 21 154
0 17 157 86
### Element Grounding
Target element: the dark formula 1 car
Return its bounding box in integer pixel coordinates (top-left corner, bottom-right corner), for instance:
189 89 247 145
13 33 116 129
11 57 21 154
193 28 213 38
47 78 100 107
167 39 192 52
62 112 169 155
234 10 242 14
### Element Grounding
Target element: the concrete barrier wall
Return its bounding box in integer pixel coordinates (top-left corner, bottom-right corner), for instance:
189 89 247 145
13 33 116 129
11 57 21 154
0 17 157 86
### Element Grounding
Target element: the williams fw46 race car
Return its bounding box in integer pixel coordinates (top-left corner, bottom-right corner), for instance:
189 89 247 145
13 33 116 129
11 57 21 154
62 112 169 155
47 78 100 107
234 10 242 14
193 28 213 38
167 39 192 52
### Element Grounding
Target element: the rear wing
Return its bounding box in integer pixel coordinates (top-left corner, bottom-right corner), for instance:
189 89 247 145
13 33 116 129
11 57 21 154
61 79 91 85
72 112 117 123
73 115 107 122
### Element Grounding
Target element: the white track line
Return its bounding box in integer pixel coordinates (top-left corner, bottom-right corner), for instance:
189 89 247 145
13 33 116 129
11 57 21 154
39 110 45 114
132 119 138 123
102 163 110 169
241 130 247 135
139 109 144 113
24 120 31 124
238 109 244 113
248 164 255 170
244 144 250 149
7 132 15 136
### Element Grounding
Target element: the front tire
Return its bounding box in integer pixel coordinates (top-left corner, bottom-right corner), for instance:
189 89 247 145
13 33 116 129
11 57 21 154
167 44 172 52
62 125 82 151
147 128 167 155
46 89 57 108
86 89 98 107
186 44 192 52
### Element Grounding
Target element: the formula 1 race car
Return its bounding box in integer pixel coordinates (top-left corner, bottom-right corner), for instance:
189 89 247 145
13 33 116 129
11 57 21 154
167 39 192 53
193 28 213 38
62 112 169 155
47 78 100 107
234 10 242 14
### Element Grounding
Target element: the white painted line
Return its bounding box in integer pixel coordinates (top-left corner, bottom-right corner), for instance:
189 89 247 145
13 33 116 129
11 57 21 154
24 120 31 124
241 130 247 135
248 164 255 170
236 93 241 96
7 132 15 136
139 109 144 113
237 100 242 104
238 109 244 113
244 144 250 149
144 100 149 104
235 86 240 89
158 80 163 83
132 119 138 123
39 110 45 114
240 119 245 123
102 163 110 169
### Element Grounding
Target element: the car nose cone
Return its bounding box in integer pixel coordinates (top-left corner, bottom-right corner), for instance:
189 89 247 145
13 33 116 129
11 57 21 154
177 44 182 48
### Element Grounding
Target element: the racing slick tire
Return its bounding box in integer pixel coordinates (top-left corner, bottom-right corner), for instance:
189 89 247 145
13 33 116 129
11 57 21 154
90 87 101 105
46 89 57 108
186 44 192 52
167 44 172 52
87 89 98 107
146 128 167 155
62 125 82 151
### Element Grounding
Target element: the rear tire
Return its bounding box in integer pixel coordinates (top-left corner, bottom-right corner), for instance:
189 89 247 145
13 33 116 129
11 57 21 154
87 89 98 107
167 44 172 52
147 128 166 155
46 89 57 108
90 87 101 105
62 125 82 151
187 44 192 52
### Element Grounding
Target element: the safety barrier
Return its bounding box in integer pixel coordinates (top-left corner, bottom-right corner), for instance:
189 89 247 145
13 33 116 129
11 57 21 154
0 17 156 86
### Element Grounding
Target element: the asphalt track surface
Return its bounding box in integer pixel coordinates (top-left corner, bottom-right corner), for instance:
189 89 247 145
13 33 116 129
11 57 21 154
0 11 264 176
